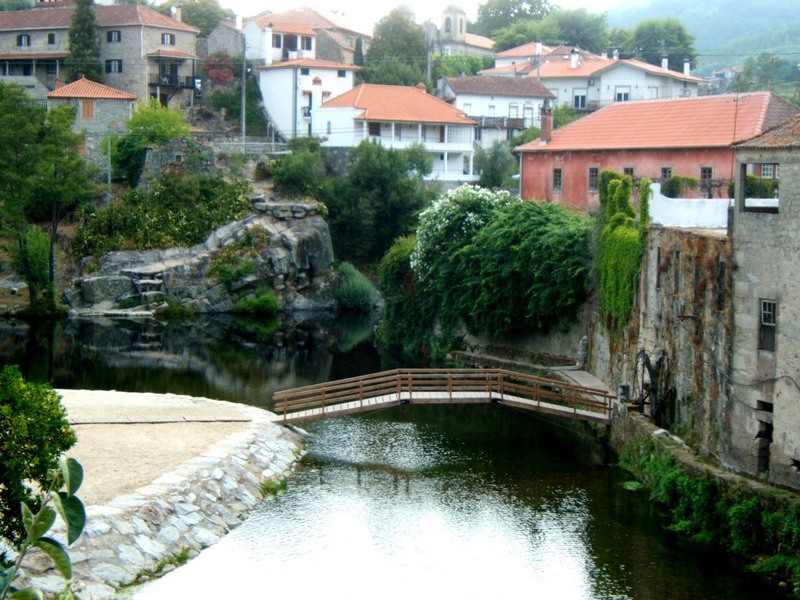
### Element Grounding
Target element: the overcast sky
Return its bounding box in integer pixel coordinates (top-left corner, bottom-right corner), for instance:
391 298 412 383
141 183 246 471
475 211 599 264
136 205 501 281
217 0 633 35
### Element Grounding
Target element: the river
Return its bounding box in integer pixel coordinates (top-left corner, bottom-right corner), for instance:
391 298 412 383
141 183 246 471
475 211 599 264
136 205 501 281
0 316 789 599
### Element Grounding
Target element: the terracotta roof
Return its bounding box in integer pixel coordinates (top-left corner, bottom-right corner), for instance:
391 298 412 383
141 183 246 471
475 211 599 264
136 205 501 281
608 58 707 83
464 33 494 50
516 92 800 153
0 4 199 33
445 76 554 99
321 83 476 125
260 58 359 71
146 49 198 59
0 51 69 59
735 113 800 149
252 7 371 38
496 41 554 58
535 57 614 78
47 75 136 100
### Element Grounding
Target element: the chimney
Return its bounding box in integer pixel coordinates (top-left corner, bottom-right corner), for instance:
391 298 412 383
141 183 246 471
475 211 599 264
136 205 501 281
170 5 182 22
601 50 607 59
54 78 62 89
612 48 619 61
683 57 691 76
535 41 542 56
235 15 243 29
570 48 579 69
540 100 553 144
661 56 669 70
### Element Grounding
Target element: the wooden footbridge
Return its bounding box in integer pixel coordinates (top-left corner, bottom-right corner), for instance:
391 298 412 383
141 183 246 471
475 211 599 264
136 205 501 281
273 368 615 426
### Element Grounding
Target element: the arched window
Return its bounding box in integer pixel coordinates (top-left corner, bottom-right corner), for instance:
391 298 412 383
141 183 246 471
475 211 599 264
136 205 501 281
445 17 451 33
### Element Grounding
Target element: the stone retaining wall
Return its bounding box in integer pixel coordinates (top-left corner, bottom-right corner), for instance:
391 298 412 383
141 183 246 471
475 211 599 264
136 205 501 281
15 408 306 599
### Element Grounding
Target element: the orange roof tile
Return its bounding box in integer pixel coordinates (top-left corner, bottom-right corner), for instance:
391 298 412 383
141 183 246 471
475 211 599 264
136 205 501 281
0 4 198 32
736 113 800 149
260 58 359 71
47 75 136 100
322 83 476 125
517 92 800 153
496 41 554 58
464 33 494 50
252 7 370 38
535 57 614 78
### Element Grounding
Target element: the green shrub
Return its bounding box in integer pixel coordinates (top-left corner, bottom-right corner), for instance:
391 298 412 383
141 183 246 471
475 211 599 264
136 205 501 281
0 365 76 548
232 290 279 315
336 262 376 314
728 174 779 199
661 175 698 198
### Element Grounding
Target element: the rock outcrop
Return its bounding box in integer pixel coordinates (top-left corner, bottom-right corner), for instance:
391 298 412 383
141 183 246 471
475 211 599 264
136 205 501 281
64 199 336 316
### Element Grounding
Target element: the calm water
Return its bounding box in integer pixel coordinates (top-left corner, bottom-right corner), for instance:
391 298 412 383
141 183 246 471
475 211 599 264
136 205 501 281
0 316 789 599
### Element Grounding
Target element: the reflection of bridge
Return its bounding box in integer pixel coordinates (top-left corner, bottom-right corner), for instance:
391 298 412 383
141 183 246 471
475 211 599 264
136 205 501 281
273 369 615 425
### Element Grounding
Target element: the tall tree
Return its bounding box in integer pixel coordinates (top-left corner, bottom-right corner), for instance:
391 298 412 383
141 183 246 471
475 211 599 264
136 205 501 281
65 0 102 82
471 0 551 37
548 8 608 53
361 9 427 86
354 37 364 67
629 17 697 71
157 0 234 37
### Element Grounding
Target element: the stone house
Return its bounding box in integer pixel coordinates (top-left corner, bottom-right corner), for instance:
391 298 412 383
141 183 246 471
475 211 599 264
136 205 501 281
47 74 136 168
516 91 800 212
437 76 554 148
0 2 199 106
727 113 800 488
313 83 479 183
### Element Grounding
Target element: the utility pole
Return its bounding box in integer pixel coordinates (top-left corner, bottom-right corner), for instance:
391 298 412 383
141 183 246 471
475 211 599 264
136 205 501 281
241 29 246 152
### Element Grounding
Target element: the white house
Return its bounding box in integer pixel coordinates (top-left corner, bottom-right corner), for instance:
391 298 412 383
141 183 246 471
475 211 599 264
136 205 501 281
258 58 358 140
243 17 316 65
438 76 554 147
313 83 479 183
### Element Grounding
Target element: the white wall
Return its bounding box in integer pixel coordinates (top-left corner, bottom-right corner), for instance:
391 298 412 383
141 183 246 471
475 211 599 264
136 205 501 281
649 183 730 229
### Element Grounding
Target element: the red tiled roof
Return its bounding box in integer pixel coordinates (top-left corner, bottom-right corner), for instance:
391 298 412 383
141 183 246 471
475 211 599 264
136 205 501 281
517 92 800 152
535 57 614 78
481 63 533 76
47 75 136 100
0 51 68 59
147 49 198 59
736 113 800 149
445 76 553 99
252 7 370 38
0 4 199 33
496 41 554 58
464 33 494 50
321 83 476 125
260 58 359 71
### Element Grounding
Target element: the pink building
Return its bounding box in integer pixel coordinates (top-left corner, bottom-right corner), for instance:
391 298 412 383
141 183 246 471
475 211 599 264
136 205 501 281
516 92 800 212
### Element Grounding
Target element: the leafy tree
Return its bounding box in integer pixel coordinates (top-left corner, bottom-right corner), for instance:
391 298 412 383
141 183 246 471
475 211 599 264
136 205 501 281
202 51 237 85
554 104 582 128
0 0 31 10
471 0 552 37
10 226 50 313
432 53 494 80
207 67 268 136
475 140 517 189
157 0 234 37
271 137 327 199
491 19 561 51
547 8 608 53
629 17 697 71
354 37 364 67
65 0 102 83
0 365 76 549
113 99 190 186
321 140 434 262
362 9 427 86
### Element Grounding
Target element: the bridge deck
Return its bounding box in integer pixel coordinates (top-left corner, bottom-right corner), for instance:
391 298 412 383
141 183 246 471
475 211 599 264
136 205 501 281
274 369 614 425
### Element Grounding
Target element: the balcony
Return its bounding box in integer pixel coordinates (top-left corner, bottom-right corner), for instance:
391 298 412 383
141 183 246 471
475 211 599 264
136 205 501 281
149 74 195 88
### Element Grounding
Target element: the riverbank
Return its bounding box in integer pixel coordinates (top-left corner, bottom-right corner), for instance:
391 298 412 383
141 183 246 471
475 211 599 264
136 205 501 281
13 390 306 598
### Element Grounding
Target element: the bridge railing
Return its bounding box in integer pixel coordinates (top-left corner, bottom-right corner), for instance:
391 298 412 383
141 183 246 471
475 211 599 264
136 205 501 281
273 368 614 423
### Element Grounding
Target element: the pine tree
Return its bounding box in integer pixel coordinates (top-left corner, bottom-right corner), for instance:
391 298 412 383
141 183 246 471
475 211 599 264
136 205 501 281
354 37 364 67
65 0 102 83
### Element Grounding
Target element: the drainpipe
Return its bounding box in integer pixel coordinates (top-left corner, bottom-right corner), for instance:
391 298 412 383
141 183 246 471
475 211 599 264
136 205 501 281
292 65 298 138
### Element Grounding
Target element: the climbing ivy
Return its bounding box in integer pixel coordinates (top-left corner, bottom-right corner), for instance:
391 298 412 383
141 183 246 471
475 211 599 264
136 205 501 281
598 171 651 331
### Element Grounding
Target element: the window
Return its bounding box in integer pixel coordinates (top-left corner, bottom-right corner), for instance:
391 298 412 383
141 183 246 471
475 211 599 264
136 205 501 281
300 67 309 75
700 166 713 194
488 104 495 117
326 121 331 135
509 103 519 118
761 163 779 179
105 59 123 73
573 88 587 109
624 167 635 177
46 61 57 75
553 167 563 192
523 105 534 127
301 36 312 51
759 299 776 351
16 34 30 47
463 103 471 114
661 166 672 180
368 122 381 136
615 86 630 101
107 30 121 43
588 167 599 191
81 100 94 119
445 17 452 33
161 32 176 45
474 127 482 141
47 32 56 45
337 69 346 78
272 34 282 48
